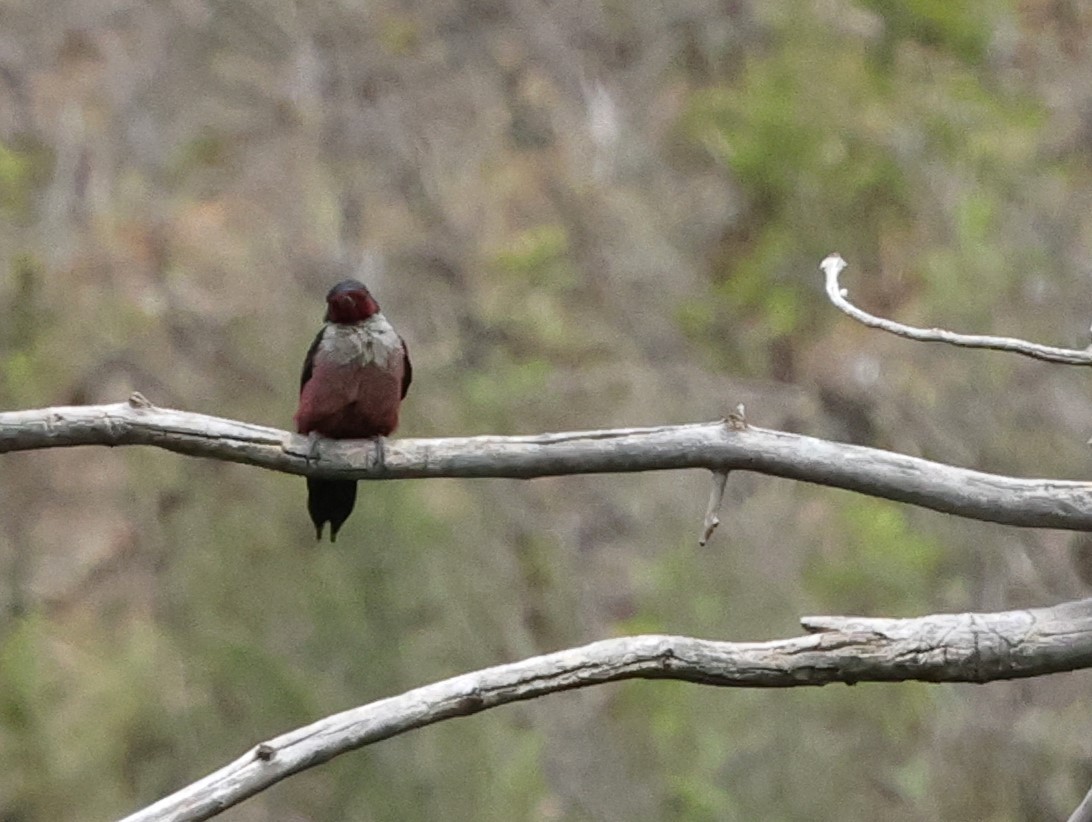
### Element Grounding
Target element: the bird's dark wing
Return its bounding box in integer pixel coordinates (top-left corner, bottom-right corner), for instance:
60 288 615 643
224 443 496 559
300 329 324 393
399 335 412 399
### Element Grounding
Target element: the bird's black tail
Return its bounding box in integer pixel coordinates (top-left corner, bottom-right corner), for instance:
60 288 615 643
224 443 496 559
307 478 358 542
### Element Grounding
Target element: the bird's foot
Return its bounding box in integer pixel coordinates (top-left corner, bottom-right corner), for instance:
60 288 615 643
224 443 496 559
305 431 323 465
372 435 387 470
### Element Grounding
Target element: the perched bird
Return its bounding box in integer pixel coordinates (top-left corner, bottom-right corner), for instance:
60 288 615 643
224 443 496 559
294 279 412 541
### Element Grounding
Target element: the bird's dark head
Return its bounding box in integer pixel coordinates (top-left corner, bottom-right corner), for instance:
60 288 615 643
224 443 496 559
324 279 380 324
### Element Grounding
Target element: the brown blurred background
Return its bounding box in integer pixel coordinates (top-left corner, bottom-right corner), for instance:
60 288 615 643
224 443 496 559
3 1 1092 819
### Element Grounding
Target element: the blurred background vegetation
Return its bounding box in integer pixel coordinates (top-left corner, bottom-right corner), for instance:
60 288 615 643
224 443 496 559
2 0 1092 819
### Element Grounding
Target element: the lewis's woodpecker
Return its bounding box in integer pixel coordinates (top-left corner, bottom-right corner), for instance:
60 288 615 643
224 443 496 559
294 280 412 541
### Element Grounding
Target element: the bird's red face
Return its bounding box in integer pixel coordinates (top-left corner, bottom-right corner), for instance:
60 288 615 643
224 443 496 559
324 280 380 324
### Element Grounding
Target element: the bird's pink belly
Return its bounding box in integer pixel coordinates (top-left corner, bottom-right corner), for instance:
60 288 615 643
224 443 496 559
295 362 403 438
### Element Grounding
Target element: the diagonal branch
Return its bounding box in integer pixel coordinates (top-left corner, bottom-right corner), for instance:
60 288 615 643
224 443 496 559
820 253 1092 365
3 396 1092 530
1069 784 1092 822
120 598 1092 822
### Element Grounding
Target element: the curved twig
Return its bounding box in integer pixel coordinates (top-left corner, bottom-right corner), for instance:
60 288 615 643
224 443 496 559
119 598 1092 821
820 254 1092 365
3 396 1092 530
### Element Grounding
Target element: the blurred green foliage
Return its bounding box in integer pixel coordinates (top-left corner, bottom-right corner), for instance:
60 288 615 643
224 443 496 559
804 497 946 615
677 22 911 372
860 0 992 62
1 254 46 406
0 139 52 222
490 225 573 288
676 7 1051 376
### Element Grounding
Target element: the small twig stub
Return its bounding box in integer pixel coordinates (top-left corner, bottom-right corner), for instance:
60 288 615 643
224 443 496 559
699 470 730 546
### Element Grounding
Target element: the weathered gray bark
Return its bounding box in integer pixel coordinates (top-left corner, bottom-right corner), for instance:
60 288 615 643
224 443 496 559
3 397 1092 530
120 599 1092 822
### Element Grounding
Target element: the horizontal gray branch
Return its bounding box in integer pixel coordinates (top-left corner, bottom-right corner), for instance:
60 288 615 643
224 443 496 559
121 598 1092 821
3 397 1092 530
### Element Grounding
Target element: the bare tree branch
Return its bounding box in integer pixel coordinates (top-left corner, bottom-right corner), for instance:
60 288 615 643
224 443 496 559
820 254 1092 365
119 598 1092 822
823 246 1092 822
4 395 1092 531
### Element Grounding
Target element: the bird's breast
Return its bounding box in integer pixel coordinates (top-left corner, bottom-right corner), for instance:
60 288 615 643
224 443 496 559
295 315 406 438
317 315 402 370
